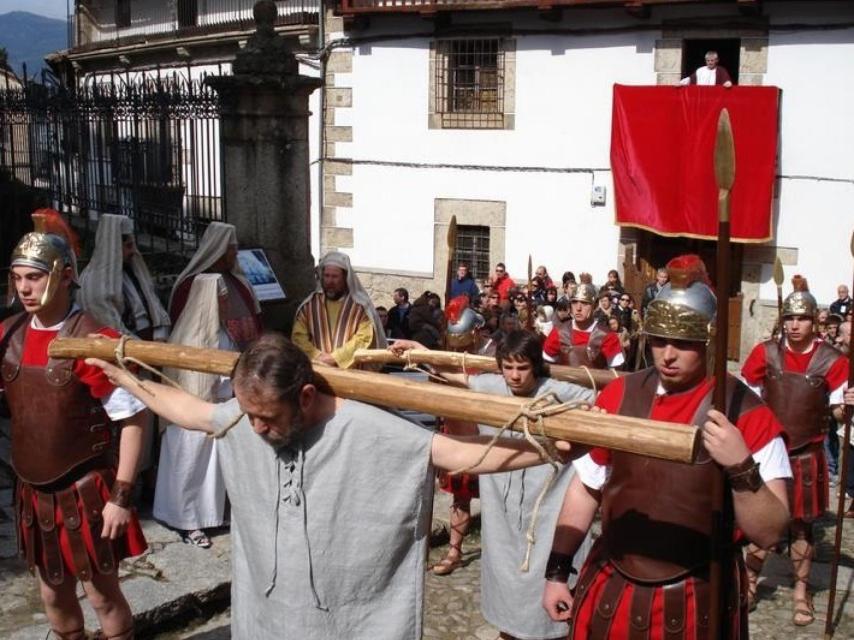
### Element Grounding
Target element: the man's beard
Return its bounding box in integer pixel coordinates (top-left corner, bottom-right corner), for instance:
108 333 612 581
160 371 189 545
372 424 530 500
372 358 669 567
324 288 345 301
259 414 305 449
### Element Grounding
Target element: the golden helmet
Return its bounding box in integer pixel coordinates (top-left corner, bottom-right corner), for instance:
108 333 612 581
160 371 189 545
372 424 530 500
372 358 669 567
8 209 79 307
643 255 716 343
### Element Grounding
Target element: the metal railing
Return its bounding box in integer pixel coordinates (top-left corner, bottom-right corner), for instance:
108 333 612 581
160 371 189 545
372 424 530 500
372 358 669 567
0 73 225 255
338 0 690 14
74 0 319 51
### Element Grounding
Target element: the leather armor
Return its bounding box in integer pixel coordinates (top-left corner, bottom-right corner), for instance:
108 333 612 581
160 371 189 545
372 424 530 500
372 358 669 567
600 368 761 583
762 340 839 452
556 319 609 368
1 310 112 485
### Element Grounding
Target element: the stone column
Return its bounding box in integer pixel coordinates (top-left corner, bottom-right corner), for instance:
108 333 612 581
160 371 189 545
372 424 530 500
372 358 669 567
207 0 320 330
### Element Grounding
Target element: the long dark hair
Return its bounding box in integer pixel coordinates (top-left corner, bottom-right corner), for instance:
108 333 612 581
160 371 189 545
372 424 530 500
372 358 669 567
496 330 548 378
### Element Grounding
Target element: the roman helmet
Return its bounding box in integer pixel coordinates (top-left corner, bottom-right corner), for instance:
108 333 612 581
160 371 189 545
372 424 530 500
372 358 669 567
8 209 80 307
445 295 484 352
643 254 716 343
781 275 818 319
570 273 598 305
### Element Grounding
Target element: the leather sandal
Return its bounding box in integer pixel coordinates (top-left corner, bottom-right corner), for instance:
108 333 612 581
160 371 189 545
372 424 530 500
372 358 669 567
792 595 815 626
182 529 212 549
432 556 462 576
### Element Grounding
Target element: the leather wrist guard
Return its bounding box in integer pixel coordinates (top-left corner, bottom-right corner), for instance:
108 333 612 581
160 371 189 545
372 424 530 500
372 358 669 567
725 455 764 493
544 551 577 582
109 480 134 508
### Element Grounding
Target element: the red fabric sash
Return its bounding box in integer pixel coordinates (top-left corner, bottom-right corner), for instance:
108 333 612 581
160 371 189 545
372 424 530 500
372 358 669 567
611 85 779 242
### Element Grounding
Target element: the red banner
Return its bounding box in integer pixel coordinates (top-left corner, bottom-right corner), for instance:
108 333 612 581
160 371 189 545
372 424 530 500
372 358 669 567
610 85 779 242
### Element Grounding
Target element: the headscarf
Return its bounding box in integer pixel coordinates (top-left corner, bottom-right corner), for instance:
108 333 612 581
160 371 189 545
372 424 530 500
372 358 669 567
164 274 229 401
78 214 171 335
296 250 387 348
168 222 261 314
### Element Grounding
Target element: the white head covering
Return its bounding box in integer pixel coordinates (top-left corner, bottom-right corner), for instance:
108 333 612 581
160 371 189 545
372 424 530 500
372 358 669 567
168 222 261 314
297 250 387 348
77 214 171 335
164 274 229 401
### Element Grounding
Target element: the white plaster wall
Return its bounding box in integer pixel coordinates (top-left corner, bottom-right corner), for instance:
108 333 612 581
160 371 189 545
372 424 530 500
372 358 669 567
339 32 658 282
760 16 854 306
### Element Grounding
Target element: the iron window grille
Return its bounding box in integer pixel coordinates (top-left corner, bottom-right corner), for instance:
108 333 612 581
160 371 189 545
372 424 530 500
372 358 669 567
435 39 505 129
454 225 491 281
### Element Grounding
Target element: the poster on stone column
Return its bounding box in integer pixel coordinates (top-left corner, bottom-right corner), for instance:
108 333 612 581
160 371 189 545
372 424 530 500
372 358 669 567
237 248 287 301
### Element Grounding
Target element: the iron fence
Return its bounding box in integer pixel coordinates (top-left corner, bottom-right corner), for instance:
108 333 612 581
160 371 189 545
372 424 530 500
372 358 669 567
0 73 224 254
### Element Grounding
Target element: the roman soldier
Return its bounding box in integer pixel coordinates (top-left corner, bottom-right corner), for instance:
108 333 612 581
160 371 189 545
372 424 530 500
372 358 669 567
433 295 484 575
543 255 791 640
1 211 149 640
542 274 624 369
741 275 848 626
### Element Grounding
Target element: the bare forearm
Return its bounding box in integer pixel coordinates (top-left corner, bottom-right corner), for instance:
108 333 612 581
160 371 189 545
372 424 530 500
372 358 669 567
115 411 148 483
734 479 789 548
119 378 215 432
431 434 552 473
551 474 599 555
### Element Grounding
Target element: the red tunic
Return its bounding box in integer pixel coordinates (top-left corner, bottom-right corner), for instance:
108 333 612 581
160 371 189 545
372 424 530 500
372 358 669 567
542 323 623 365
571 376 783 640
1 318 148 581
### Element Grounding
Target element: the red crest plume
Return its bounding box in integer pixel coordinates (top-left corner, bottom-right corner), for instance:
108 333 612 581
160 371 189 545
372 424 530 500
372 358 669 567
579 272 593 284
666 254 711 289
791 274 809 292
31 208 81 256
445 295 469 324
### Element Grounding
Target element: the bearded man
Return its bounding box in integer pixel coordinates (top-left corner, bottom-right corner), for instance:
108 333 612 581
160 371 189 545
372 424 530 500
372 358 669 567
292 251 386 368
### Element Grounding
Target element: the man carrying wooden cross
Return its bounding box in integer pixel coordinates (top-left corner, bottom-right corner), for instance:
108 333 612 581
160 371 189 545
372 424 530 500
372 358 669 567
543 255 791 640
86 333 580 639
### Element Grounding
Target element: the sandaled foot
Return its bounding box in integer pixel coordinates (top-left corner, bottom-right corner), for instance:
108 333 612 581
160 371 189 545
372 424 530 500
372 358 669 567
432 556 462 576
182 529 212 548
792 597 814 626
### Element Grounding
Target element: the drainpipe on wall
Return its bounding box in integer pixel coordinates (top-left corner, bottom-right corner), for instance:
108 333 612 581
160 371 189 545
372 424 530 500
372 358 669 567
316 0 326 259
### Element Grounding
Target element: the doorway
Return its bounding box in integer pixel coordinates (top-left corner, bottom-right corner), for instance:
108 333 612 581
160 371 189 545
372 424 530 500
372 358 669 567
682 39 740 84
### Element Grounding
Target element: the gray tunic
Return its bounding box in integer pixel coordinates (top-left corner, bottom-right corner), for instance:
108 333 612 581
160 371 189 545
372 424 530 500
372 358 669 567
212 398 435 639
469 374 595 640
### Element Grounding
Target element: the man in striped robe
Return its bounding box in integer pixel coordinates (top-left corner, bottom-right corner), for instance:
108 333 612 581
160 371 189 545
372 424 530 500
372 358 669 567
292 251 386 369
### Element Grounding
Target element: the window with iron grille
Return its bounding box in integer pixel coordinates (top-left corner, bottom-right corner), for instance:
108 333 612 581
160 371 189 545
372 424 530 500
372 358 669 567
115 0 131 29
435 39 505 129
454 225 490 281
177 0 199 29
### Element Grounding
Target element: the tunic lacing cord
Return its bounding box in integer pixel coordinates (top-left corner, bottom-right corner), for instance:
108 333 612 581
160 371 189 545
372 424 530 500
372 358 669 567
448 392 592 572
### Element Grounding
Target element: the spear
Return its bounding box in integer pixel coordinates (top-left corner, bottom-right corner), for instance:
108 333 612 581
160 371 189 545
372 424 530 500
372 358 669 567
444 215 457 306
824 230 854 639
48 337 700 463
773 256 785 340
526 254 534 331
710 107 735 640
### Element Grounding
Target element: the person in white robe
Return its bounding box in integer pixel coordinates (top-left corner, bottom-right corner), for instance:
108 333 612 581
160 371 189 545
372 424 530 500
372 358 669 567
153 274 232 547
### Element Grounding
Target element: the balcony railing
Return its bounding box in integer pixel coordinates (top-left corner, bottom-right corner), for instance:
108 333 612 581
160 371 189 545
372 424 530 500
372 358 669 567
339 0 700 15
74 0 319 52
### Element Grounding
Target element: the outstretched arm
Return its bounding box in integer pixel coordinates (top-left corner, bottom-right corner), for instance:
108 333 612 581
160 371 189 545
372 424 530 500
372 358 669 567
86 358 216 433
389 339 469 387
430 433 571 474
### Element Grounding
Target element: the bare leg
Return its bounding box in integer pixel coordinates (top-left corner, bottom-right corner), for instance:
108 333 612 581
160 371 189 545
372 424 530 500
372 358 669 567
744 543 767 611
37 572 86 639
81 571 134 638
434 500 470 575
790 521 815 626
